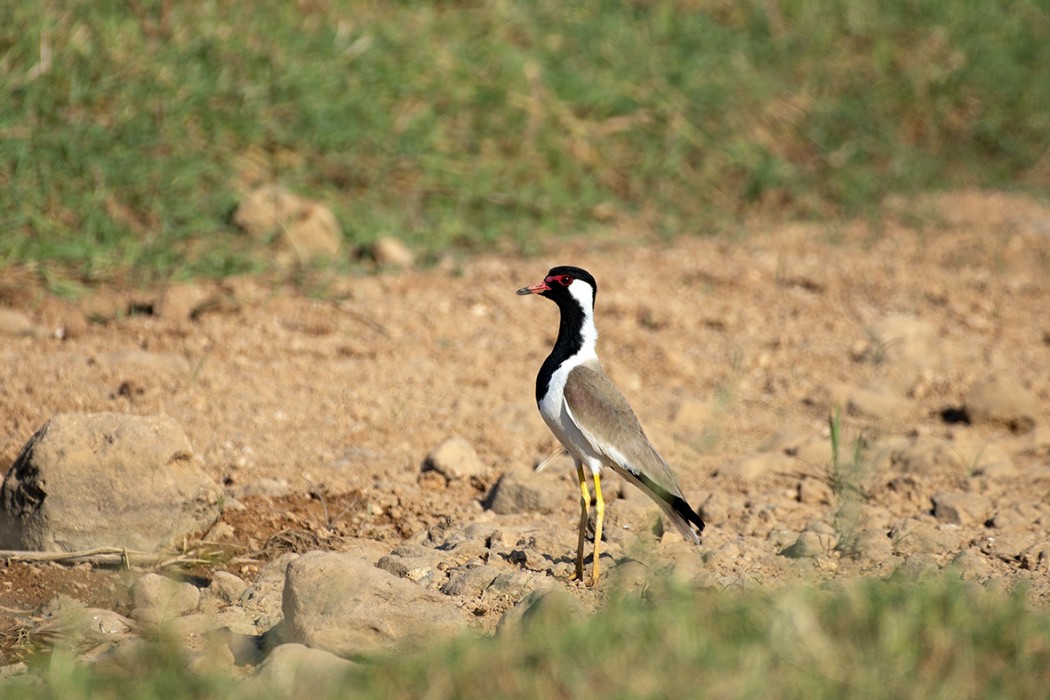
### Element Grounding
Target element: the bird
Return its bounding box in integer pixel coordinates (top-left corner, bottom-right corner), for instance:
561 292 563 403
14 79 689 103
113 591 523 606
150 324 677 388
516 265 704 586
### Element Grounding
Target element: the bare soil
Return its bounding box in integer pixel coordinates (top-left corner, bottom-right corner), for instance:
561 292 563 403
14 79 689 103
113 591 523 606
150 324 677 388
2 190 1050 659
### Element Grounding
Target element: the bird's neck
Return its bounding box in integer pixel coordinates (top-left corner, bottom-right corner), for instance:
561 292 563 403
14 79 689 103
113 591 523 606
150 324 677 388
535 297 598 402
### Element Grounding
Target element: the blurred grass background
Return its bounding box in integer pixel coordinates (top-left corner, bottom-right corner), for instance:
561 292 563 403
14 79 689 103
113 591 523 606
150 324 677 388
1 0 1048 284
28 576 1050 699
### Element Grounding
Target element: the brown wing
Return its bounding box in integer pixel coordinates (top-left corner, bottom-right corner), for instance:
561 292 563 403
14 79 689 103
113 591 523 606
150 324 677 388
562 361 685 500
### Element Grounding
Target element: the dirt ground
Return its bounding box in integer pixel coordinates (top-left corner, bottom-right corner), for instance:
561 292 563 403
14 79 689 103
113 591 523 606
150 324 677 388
2 189 1050 655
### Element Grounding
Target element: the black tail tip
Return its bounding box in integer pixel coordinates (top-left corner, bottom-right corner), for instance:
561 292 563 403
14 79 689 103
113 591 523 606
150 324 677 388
671 496 705 534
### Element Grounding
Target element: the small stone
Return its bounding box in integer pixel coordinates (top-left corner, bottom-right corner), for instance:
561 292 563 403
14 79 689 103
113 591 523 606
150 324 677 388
233 185 303 238
948 550 992 581
488 571 540 598
931 491 992 526
766 529 798 551
369 236 415 267
895 553 940 580
440 564 501 597
979 531 1038 561
505 545 552 573
209 571 250 605
282 551 469 657
496 588 587 635
485 468 563 515
233 185 342 265
283 202 342 262
238 553 299 631
889 519 964 555
34 596 135 645
376 544 448 587
168 611 229 637
988 503 1040 529
780 527 837 559
130 573 201 625
964 374 1039 433
231 643 355 700
423 436 486 480
0 308 37 337
849 528 894 561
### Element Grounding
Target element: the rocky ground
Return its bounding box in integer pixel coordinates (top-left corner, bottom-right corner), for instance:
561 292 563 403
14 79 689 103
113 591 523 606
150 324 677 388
1 190 1049 686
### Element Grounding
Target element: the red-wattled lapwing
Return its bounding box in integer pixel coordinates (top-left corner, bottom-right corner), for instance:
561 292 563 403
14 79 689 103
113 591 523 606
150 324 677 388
517 265 704 586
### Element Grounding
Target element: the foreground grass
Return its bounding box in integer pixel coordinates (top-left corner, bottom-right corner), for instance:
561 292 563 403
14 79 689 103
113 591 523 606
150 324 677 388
2 1 1048 284
16 575 1050 699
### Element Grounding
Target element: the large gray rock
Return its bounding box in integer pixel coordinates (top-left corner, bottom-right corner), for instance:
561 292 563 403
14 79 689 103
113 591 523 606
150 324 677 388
281 551 470 657
0 413 221 552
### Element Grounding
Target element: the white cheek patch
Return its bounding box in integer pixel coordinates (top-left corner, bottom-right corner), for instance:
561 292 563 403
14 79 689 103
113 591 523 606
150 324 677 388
567 279 598 351
567 278 594 308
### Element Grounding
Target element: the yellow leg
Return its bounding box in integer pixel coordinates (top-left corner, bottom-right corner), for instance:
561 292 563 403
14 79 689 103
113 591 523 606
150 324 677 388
589 470 605 587
574 461 590 582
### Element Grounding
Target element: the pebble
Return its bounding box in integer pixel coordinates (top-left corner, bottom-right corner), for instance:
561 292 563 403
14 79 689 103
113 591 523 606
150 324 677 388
485 467 563 514
931 491 992 526
423 436 486 480
130 574 202 625
370 236 415 267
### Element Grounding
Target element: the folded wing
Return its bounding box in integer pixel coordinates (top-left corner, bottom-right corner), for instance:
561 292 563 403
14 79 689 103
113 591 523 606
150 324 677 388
563 361 704 542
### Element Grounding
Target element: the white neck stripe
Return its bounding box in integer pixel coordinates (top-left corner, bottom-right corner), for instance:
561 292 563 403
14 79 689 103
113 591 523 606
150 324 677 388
568 279 598 357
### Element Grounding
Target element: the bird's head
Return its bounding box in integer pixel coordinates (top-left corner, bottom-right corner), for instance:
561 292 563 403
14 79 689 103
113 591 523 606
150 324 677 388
516 265 597 311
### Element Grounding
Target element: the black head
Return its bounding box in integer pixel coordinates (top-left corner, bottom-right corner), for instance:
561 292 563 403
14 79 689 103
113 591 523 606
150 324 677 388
515 266 597 307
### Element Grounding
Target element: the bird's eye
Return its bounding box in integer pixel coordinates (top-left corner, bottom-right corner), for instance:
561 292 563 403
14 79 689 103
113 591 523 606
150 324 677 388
558 275 573 286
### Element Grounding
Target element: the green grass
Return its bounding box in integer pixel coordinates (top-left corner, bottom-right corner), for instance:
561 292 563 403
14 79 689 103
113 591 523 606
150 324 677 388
14 576 1050 699
2 0 1049 284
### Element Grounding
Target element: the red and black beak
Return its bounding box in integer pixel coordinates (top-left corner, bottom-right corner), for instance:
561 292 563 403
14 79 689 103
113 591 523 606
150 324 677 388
516 281 550 295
